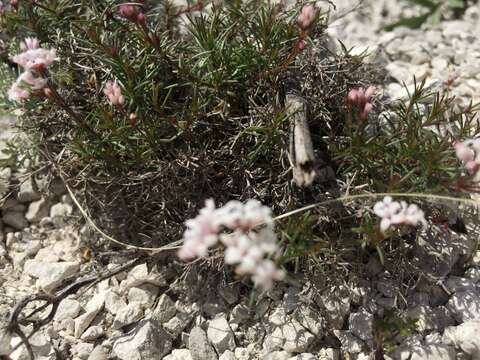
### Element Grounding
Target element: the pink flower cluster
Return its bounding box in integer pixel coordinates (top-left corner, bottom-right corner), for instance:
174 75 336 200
297 5 317 30
454 139 480 174
346 86 376 120
373 196 427 233
118 3 145 23
0 0 16 14
103 80 125 107
8 38 57 102
178 199 285 290
12 38 57 71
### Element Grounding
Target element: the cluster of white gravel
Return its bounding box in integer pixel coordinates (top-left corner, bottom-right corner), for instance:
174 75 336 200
2 1 480 359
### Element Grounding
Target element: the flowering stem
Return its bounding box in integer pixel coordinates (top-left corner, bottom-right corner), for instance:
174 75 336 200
43 79 97 136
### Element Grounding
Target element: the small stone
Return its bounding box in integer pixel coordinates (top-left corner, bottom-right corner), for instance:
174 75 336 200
163 312 192 337
24 260 79 292
18 178 41 203
229 304 251 324
269 306 287 326
409 344 456 360
465 267 480 283
445 276 476 293
315 286 351 329
349 308 374 341
207 316 235 353
49 177 67 196
105 290 127 315
39 217 54 228
113 302 143 329
50 202 73 218
294 306 324 336
2 211 28 230
54 298 82 322
164 349 194 360
219 350 235 360
81 325 104 341
443 321 480 358
234 347 252 360
219 285 239 305
283 286 301 313
71 342 94 360
0 328 12 356
376 280 395 298
75 309 101 338
407 305 454 332
112 320 172 360
35 246 60 262
263 351 290 360
87 345 109 360
127 284 159 308
189 327 218 360
25 198 50 223
333 330 364 354
318 348 340 360
281 319 315 353
152 294 176 324
288 354 317 360
447 289 480 322
255 298 271 319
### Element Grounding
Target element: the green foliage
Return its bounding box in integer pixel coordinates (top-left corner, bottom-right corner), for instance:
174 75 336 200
332 78 480 195
384 0 469 31
375 309 418 354
2 0 307 172
0 63 16 114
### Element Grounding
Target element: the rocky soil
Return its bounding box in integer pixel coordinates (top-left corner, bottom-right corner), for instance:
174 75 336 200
1 1 480 359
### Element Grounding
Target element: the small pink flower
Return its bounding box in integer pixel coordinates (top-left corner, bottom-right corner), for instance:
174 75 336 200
8 71 47 102
136 12 145 24
12 46 58 71
252 260 285 290
178 199 284 290
374 197 426 233
347 86 376 120
103 80 125 107
454 141 475 163
297 5 317 30
297 40 306 50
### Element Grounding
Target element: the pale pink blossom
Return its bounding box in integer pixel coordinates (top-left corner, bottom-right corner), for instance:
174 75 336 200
217 199 273 231
347 86 376 120
8 71 47 102
297 5 317 30
252 260 285 291
20 37 40 52
103 80 125 107
374 196 426 233
454 139 480 174
0 1 11 14
12 47 58 71
178 199 221 260
178 199 283 290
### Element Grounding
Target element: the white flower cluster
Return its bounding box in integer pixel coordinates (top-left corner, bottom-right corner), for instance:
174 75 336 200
8 37 58 102
373 196 427 233
178 199 284 290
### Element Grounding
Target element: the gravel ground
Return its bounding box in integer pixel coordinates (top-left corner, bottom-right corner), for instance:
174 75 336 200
1 1 480 359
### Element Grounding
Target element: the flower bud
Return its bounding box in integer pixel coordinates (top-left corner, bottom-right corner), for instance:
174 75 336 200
297 5 317 31
119 4 138 20
136 12 145 24
129 113 137 127
297 39 306 51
